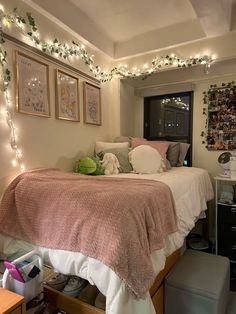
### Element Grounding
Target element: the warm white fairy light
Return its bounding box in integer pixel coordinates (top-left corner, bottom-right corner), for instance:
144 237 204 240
2 88 25 171
0 6 214 82
11 159 17 167
0 5 215 171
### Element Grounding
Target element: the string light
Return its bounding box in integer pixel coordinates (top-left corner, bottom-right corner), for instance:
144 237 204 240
3 90 25 171
0 7 213 82
0 5 215 171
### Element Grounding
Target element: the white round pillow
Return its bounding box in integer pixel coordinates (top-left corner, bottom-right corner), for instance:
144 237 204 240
128 145 164 174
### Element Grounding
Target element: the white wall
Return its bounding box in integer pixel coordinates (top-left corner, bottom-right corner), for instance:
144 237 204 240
120 81 135 136
0 0 120 195
119 59 236 238
126 60 236 178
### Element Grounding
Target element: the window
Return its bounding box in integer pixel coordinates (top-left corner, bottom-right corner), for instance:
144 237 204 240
144 91 193 166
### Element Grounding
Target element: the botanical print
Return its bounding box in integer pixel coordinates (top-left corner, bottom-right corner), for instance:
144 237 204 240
84 82 101 125
203 82 236 150
56 70 79 121
16 52 50 117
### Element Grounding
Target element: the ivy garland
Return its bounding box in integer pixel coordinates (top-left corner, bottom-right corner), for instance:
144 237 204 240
0 7 213 84
0 6 214 171
201 81 236 149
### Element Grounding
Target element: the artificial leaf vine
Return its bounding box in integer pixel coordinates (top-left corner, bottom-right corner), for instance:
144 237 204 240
0 6 213 83
0 5 214 171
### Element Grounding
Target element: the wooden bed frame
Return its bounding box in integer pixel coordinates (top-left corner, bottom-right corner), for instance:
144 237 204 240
44 249 181 314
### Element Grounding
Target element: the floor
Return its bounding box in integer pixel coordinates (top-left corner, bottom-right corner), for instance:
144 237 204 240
1 255 236 313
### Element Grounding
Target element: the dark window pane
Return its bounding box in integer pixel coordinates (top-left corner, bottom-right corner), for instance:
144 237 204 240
144 91 193 166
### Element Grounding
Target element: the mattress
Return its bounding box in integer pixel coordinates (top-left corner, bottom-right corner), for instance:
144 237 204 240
0 167 214 314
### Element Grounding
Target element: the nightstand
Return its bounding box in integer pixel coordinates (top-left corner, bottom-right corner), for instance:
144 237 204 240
0 288 26 314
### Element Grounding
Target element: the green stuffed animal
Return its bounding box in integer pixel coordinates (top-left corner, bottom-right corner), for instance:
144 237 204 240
74 156 104 175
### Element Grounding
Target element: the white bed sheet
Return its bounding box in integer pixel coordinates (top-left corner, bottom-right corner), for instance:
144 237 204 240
0 167 214 314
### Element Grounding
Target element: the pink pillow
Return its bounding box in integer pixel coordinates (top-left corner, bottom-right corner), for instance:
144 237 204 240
131 138 147 148
131 138 169 170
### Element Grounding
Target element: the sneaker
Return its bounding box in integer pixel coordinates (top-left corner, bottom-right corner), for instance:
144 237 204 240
62 276 88 297
46 273 69 291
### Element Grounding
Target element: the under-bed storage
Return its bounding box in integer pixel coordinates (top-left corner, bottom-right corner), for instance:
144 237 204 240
43 250 180 314
0 167 213 314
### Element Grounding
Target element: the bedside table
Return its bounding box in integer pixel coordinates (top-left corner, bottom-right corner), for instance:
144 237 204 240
0 288 26 314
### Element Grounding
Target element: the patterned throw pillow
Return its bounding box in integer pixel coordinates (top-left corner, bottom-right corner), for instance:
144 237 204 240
97 147 133 173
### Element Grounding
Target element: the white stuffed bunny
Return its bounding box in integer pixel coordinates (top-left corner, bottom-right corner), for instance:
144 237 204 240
101 153 120 175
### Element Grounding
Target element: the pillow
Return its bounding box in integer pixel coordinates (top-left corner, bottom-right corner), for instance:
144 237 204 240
177 143 190 166
97 147 133 173
131 138 169 170
165 142 180 167
128 145 164 174
95 141 129 154
130 137 147 147
114 136 131 145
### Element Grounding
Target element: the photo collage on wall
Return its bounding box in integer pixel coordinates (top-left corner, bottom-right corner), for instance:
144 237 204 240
204 83 236 150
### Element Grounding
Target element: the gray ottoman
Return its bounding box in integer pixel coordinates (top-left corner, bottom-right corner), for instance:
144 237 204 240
165 250 230 314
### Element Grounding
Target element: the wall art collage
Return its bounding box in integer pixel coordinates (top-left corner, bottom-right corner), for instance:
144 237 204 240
202 82 236 150
15 50 101 125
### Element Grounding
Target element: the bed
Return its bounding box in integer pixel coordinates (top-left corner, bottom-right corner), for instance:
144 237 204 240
0 166 214 314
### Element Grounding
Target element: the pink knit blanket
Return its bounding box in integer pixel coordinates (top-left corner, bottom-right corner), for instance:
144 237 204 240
0 169 177 297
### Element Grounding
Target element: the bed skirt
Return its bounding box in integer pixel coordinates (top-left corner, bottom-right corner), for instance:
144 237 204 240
43 249 181 314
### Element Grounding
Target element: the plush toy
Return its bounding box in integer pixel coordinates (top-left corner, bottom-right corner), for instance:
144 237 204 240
74 156 104 175
101 153 120 175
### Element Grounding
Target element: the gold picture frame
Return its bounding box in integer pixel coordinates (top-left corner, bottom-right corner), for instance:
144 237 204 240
15 50 50 117
83 82 101 125
55 69 80 122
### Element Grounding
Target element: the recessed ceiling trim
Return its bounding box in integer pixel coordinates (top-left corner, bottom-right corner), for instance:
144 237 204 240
190 0 232 36
114 19 205 59
22 0 114 59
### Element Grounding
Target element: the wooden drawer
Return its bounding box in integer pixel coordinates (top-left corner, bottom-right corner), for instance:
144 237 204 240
9 307 22 314
218 204 236 224
44 284 165 314
152 284 163 314
44 250 180 314
44 285 104 314
0 288 26 314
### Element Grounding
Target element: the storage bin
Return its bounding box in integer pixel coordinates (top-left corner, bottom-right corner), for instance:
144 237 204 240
11 274 41 302
2 249 43 302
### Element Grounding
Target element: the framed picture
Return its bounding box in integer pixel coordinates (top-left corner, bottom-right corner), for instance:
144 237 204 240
83 82 101 125
15 51 50 117
55 69 80 121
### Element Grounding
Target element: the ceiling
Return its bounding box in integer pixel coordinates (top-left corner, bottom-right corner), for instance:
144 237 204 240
26 0 236 59
69 0 197 42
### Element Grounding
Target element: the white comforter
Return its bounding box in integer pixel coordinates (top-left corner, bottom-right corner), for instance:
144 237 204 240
0 167 214 314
